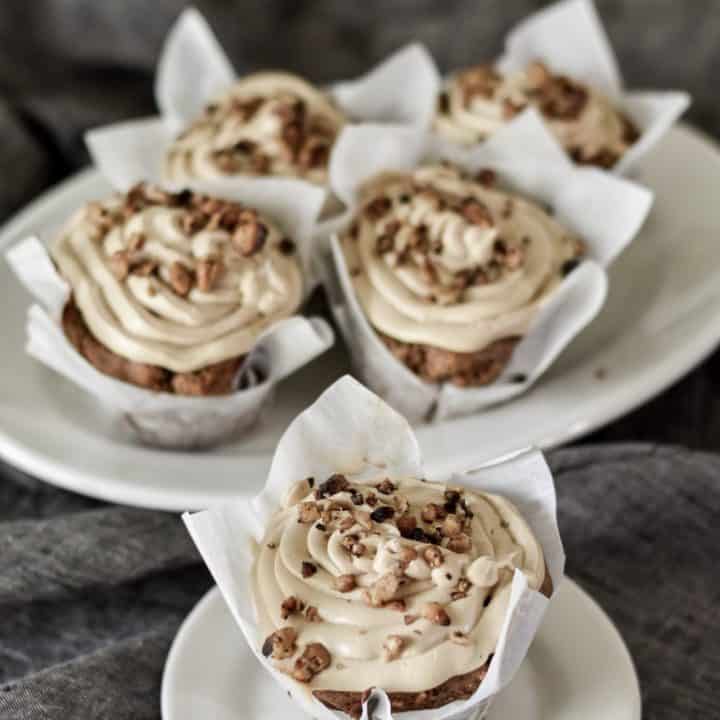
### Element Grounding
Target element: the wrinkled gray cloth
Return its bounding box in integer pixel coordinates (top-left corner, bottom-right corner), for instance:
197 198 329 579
1 2 720 720
0 445 719 720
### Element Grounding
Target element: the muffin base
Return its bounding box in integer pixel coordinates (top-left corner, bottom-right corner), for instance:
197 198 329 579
313 570 554 718
379 333 519 387
62 301 245 396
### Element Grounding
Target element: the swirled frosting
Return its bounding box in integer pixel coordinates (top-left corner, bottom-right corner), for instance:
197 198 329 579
339 164 583 355
164 72 346 185
435 62 637 167
254 472 545 695
50 184 303 373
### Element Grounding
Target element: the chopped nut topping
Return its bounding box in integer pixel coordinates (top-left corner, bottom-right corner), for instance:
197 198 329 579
304 605 321 622
292 643 331 682
397 514 417 538
461 198 493 227
423 546 444 568
109 251 130 281
421 503 446 523
382 635 405 662
365 196 392 221
341 534 359 552
233 220 268 257
350 542 367 557
441 515 463 538
334 574 357 593
376 479 396 495
262 627 297 659
280 595 304 620
298 502 320 524
169 261 194 297
447 533 472 554
366 572 401 607
301 561 317 578
421 602 451 626
370 506 395 523
196 258 224 292
316 474 350 498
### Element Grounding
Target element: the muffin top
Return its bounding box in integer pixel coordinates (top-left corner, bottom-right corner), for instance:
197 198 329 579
254 471 546 695
51 184 302 374
339 164 583 355
435 61 638 167
164 72 346 186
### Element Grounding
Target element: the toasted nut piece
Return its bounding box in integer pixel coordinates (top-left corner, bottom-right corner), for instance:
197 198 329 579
382 635 405 662
421 602 451 626
304 605 321 622
376 479 396 495
196 258 224 292
367 572 401 607
441 515 463 538
280 595 304 620
233 220 267 256
450 630 472 646
316 474 350 498
396 514 417 537
109 251 130 281
447 534 472 553
461 198 493 227
262 627 297 659
421 503 446 523
169 261 194 297
334 574 356 593
341 534 359 552
350 542 366 557
298 502 320 524
292 642 332 682
365 492 378 507
399 547 418 564
301 561 317 578
337 513 355 531
423 546 444 568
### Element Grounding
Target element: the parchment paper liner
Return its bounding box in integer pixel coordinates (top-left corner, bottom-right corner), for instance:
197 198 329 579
441 0 691 175
184 375 565 719
5 177 334 449
321 109 653 423
85 6 441 234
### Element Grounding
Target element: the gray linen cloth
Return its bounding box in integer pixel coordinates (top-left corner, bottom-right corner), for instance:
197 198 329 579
0 445 718 720
1 2 720 719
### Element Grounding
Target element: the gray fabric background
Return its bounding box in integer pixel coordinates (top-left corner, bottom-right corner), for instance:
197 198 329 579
0 1 719 719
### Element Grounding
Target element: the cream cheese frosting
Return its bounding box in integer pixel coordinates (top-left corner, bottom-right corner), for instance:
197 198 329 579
254 472 546 695
435 62 637 167
339 164 583 355
164 72 346 185
51 184 303 374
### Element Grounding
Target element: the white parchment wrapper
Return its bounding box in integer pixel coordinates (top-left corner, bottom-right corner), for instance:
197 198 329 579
490 0 690 175
322 110 653 423
5 176 335 450
184 375 565 720
85 6 440 232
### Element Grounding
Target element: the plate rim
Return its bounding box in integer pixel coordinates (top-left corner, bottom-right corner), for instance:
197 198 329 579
1 123 719 510
159 578 642 720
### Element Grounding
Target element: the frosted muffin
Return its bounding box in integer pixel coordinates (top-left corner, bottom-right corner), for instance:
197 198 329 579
164 73 346 186
338 164 585 387
52 183 303 396
435 61 638 168
255 471 552 718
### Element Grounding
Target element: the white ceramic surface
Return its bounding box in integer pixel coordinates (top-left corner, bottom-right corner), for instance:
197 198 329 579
160 578 641 720
1 124 720 510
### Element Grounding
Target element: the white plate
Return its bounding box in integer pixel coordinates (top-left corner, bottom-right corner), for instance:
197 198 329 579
2 124 720 510
160 579 641 720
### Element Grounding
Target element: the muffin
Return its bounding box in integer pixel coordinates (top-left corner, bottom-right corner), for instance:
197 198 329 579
51 182 303 396
338 163 585 387
254 470 552 718
164 73 346 186
435 61 639 168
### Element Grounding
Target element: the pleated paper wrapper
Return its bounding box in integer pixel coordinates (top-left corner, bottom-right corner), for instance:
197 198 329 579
5 177 334 449
184 375 565 720
321 110 654 423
